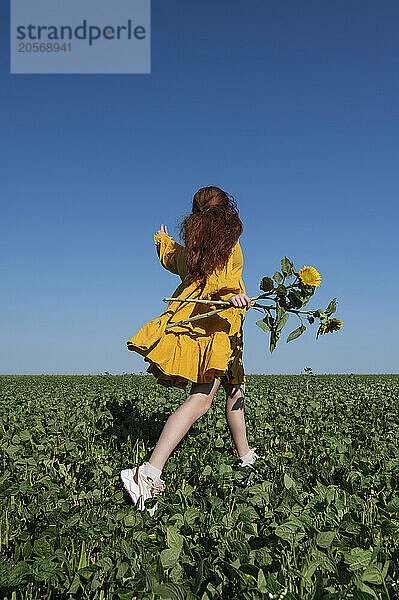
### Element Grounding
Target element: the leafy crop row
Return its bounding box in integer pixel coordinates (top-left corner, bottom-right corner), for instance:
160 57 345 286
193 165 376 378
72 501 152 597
0 374 398 599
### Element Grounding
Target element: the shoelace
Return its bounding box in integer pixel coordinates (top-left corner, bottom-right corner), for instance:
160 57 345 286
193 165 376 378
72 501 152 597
240 447 260 467
147 477 166 496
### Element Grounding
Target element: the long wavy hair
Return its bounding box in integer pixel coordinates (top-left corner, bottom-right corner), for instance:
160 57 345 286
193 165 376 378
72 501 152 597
177 186 243 287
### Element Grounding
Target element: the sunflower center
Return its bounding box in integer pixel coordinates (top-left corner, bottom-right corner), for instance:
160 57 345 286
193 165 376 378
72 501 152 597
303 273 312 282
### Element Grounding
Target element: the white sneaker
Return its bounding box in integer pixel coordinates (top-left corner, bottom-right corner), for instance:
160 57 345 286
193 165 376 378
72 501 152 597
120 465 165 516
238 447 265 469
237 447 265 488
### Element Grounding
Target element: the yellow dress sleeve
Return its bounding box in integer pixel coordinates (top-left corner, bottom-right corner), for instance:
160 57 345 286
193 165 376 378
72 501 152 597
202 241 246 300
154 234 185 276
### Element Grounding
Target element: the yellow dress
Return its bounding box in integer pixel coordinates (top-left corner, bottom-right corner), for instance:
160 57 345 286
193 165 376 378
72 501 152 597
126 233 247 390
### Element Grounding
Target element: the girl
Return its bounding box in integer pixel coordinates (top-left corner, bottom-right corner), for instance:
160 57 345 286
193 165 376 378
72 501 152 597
121 186 262 515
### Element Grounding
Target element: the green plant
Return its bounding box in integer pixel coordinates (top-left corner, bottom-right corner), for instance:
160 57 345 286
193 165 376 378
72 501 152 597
163 257 342 353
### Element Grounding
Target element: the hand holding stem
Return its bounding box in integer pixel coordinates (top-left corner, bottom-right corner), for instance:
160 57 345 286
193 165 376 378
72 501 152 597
227 293 255 309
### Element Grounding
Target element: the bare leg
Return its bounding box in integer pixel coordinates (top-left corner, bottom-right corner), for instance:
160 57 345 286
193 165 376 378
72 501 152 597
223 382 250 457
147 377 221 470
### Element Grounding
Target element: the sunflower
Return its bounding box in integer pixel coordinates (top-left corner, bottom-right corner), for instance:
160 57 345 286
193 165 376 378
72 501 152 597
299 266 321 287
321 318 343 334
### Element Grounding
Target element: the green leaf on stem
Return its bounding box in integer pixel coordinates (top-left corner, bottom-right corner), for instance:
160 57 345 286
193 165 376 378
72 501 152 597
269 329 278 353
273 272 283 284
296 284 315 307
287 324 306 343
325 297 337 316
276 284 288 298
288 290 303 309
256 317 271 332
280 256 292 278
260 277 274 292
277 312 289 333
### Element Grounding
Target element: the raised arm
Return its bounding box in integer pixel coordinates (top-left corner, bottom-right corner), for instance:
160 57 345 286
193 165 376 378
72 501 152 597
153 224 185 276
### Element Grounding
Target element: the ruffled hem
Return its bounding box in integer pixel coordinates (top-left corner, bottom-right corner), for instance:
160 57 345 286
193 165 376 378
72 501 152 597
128 325 227 373
144 360 228 390
127 325 245 389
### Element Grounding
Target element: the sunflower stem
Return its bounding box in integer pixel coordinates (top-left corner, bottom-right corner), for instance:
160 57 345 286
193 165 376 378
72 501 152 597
165 306 237 329
163 293 266 305
162 295 328 329
163 297 231 306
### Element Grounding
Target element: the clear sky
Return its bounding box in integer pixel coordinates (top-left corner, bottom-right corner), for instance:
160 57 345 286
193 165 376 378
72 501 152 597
1 0 398 375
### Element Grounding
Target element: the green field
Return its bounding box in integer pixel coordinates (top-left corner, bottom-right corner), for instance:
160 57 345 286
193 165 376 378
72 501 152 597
0 374 398 599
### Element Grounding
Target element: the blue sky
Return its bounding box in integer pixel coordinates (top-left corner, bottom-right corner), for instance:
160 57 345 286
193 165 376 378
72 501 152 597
1 0 398 375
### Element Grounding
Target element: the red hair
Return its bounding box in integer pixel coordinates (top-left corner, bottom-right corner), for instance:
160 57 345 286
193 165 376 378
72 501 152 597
177 186 243 287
